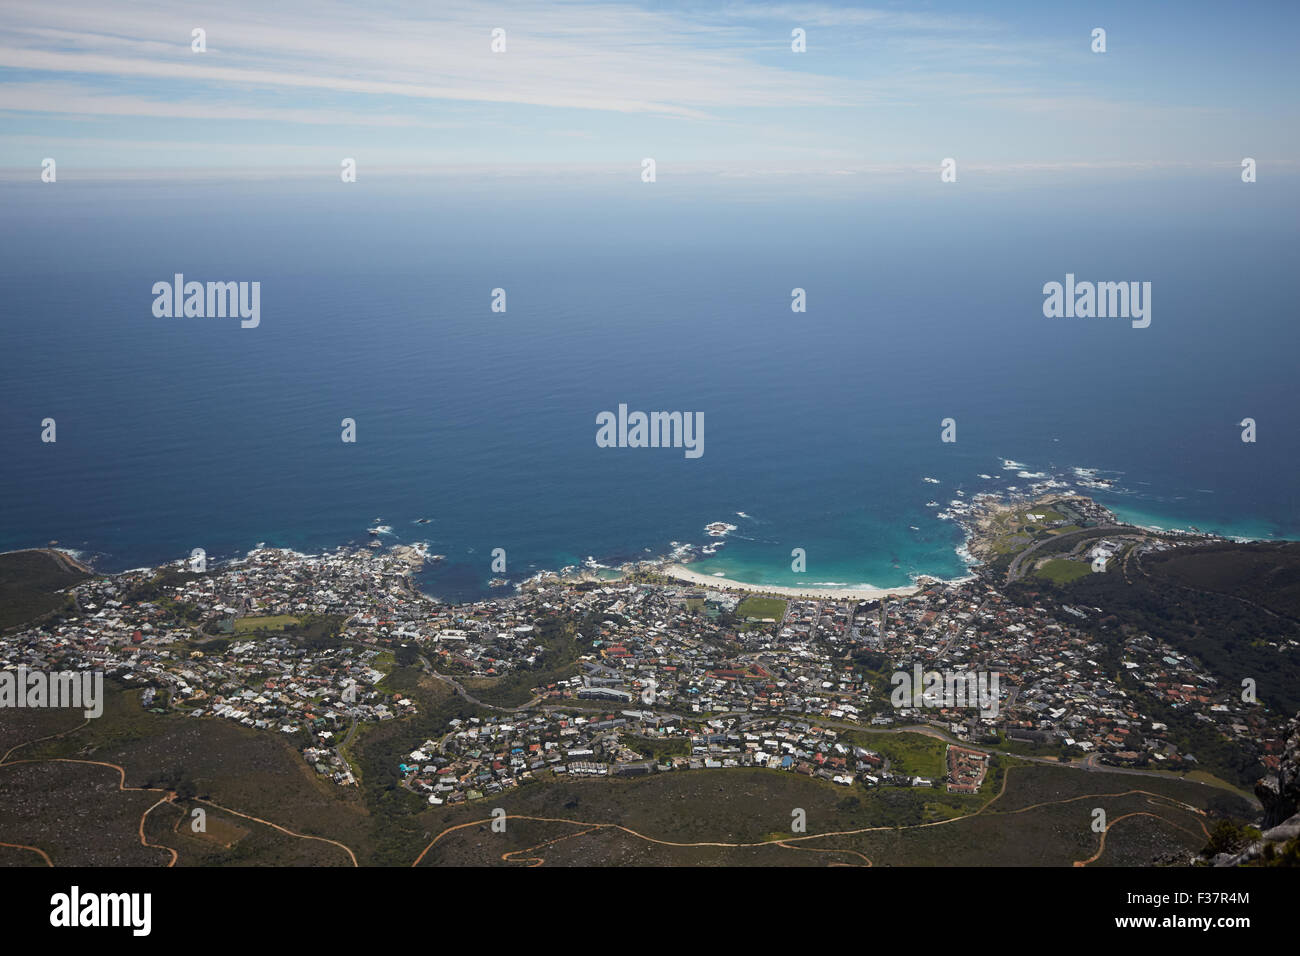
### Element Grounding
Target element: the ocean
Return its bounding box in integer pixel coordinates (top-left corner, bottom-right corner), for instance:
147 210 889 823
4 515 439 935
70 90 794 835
2 170 1297 602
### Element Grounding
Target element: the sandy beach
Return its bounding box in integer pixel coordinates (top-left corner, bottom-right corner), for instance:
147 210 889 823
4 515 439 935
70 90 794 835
662 563 924 601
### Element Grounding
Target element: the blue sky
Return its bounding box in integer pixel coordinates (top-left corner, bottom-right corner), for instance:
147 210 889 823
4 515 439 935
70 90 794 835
0 0 1296 175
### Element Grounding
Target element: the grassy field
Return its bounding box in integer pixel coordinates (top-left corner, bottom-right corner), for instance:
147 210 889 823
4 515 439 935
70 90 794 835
232 614 301 634
1035 558 1094 584
1128 766 1259 805
844 730 950 778
736 596 787 620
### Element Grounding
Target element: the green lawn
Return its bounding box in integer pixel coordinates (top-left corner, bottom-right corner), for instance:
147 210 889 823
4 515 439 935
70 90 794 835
1035 559 1094 584
845 730 949 779
232 614 301 634
736 596 787 621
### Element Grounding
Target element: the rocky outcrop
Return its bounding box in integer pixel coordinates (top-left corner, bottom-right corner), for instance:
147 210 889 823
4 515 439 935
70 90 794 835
1256 711 1300 829
1214 812 1300 866
1214 711 1300 866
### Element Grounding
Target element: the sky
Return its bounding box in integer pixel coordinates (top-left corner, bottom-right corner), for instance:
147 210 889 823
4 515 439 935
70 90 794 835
0 0 1296 178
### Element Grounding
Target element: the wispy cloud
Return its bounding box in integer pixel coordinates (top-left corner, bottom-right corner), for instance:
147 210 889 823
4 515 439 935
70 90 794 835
0 0 1294 172
0 0 851 119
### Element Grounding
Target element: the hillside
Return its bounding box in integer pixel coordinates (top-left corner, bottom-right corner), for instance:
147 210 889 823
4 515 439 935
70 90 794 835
0 549 92 632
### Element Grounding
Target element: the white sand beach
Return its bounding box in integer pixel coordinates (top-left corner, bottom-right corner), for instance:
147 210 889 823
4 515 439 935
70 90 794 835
663 564 925 601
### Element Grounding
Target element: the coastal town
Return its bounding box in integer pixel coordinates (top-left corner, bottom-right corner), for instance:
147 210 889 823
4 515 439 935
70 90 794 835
0 493 1285 808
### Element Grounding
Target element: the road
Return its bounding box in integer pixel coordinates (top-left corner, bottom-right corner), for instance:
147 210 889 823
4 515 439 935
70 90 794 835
1004 525 1129 583
418 654 545 712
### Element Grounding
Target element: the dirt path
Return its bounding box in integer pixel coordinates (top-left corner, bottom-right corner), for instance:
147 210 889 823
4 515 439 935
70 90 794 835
0 757 179 866
0 728 358 867
411 767 1206 867
0 840 54 866
192 797 358 866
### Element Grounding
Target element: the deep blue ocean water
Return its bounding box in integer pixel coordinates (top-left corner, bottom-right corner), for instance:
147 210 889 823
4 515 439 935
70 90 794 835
2 171 1297 602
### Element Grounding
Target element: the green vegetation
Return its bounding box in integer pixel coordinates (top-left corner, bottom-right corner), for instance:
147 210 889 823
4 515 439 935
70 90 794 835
736 596 787 621
416 758 1224 866
988 731 1073 759
0 549 91 632
1006 540 1300 787
1201 819 1261 857
118 565 208 606
1035 558 1093 584
351 676 484 863
461 613 590 708
1179 770 1259 804
376 663 422 696
1256 836 1300 866
622 735 690 761
1026 542 1300 715
285 615 347 649
1158 541 1300 618
984 506 1067 553
232 614 300 634
844 730 948 779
